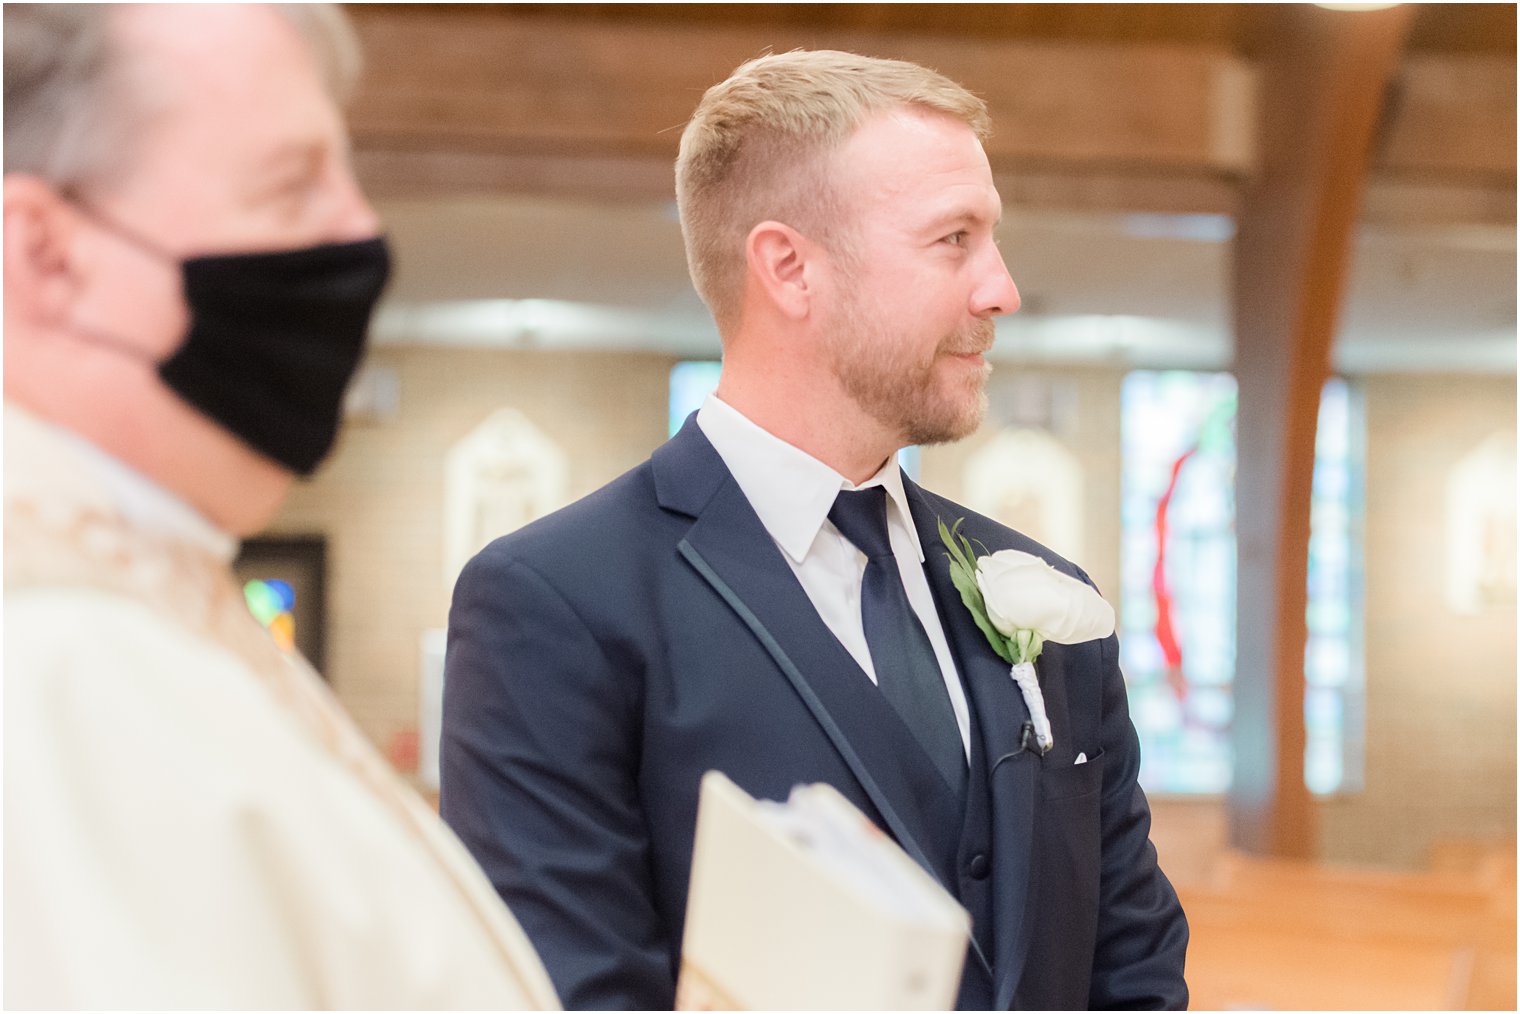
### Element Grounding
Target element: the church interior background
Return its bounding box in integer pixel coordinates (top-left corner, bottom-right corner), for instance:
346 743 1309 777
230 4 1517 1008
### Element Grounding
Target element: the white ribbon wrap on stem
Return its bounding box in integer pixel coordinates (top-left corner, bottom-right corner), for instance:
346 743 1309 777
1009 660 1053 754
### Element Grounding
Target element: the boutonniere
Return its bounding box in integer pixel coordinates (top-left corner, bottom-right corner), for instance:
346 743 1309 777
938 518 1116 755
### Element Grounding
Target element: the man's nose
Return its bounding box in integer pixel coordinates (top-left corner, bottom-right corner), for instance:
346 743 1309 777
336 180 382 242
973 249 1021 318
324 157 382 242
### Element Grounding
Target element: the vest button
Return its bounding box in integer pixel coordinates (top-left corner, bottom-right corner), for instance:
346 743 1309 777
968 853 990 880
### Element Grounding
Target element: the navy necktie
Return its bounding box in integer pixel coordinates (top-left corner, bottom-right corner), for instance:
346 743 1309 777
829 486 968 804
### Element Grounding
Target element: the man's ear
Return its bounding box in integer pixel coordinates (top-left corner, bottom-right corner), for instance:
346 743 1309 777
744 220 818 321
2 174 82 329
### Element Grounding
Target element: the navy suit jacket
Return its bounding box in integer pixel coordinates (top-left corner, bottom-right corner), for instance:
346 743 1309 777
442 417 1188 1010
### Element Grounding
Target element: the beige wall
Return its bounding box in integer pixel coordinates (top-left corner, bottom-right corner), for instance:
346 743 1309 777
920 367 1125 603
268 346 675 755
271 350 1515 868
1318 373 1517 867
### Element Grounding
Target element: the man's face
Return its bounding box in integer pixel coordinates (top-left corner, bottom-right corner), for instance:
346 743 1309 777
817 107 1019 447
58 5 380 530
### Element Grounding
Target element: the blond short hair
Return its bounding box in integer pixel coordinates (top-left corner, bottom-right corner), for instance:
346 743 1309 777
675 50 990 335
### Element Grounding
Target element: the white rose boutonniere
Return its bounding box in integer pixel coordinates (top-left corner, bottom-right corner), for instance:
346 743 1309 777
938 518 1115 754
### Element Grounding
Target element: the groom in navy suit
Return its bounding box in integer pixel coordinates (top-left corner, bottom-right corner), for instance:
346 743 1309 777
442 50 1188 1010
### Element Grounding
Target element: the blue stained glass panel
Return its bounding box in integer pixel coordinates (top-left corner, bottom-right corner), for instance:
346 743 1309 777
1120 371 1363 795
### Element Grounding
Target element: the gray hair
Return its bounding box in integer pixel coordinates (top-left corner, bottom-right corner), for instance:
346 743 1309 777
3 3 360 189
675 49 990 336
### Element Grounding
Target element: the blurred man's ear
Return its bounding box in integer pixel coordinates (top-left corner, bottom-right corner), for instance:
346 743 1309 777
2 175 80 331
745 220 818 323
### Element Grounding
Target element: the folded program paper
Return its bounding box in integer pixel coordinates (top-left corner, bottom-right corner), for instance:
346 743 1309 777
676 771 971 1011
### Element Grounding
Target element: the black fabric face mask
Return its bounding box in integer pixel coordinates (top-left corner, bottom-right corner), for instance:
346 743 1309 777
73 208 392 475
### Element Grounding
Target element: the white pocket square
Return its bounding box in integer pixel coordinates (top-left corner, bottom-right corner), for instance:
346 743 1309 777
1074 752 1088 765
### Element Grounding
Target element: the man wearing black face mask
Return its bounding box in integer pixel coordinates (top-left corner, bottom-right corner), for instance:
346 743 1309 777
2 5 558 1008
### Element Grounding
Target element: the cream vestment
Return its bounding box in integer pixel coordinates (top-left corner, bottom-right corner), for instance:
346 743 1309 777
4 404 560 1010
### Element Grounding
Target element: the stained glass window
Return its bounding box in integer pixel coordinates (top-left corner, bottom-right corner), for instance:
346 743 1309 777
1120 372 1239 794
245 578 297 653
1305 379 1365 793
1119 370 1363 795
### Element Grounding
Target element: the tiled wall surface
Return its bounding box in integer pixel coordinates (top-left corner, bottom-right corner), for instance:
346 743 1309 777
271 347 675 758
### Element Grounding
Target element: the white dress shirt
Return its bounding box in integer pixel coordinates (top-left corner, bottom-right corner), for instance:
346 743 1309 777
697 394 971 756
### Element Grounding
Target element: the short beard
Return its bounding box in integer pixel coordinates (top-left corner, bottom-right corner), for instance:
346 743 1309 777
827 303 994 447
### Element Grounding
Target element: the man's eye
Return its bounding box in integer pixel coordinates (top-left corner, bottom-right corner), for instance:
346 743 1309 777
944 231 968 247
264 150 328 211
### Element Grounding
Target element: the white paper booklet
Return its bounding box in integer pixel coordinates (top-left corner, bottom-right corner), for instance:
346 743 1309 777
676 770 971 1011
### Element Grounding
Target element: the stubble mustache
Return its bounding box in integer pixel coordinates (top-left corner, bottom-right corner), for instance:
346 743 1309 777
939 318 997 359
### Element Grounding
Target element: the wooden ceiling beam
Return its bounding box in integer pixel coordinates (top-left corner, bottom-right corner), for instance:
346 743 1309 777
1377 54 1517 181
348 8 1513 223
1230 3 1415 860
353 145 1245 216
347 9 1254 173
355 144 1514 230
355 149 678 204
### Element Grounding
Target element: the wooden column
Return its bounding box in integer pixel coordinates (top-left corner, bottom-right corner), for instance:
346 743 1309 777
1230 4 1412 858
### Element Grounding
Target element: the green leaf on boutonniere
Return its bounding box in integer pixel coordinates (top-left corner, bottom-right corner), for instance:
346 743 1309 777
951 561 1016 665
937 517 973 572
938 517 1016 665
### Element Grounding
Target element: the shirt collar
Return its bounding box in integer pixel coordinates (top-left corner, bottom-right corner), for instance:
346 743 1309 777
696 393 924 565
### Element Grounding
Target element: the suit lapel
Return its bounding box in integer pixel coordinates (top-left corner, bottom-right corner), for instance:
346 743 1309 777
906 479 1041 1010
655 420 966 897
